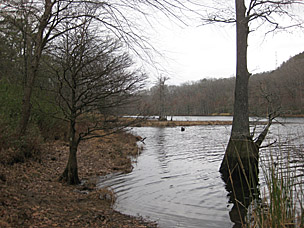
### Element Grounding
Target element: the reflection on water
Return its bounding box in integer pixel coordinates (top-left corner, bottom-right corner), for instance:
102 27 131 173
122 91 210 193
220 160 260 227
97 123 304 228
98 126 232 227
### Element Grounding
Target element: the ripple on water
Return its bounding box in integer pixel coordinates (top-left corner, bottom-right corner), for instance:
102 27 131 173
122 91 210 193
97 123 303 228
97 126 234 228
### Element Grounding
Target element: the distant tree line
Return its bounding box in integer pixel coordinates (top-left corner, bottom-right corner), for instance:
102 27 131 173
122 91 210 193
133 52 304 117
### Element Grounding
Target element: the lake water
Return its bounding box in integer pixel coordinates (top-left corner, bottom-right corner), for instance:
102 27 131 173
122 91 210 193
97 118 304 228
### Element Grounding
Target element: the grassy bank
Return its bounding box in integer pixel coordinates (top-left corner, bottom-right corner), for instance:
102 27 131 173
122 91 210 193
0 131 157 228
132 119 232 127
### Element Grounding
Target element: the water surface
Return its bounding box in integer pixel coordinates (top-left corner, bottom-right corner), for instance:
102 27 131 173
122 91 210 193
97 122 304 228
99 126 233 227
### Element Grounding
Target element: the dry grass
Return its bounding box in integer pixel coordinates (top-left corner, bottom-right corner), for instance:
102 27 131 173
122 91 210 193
132 119 233 127
250 148 304 228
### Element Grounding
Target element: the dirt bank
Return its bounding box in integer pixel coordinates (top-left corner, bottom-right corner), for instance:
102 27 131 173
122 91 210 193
0 131 157 228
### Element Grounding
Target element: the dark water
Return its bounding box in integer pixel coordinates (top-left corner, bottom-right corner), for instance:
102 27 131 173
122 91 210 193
97 122 304 228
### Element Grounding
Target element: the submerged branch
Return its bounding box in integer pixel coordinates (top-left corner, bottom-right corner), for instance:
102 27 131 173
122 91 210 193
259 139 277 149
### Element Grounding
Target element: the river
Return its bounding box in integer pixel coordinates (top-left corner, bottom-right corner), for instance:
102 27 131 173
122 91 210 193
97 118 304 228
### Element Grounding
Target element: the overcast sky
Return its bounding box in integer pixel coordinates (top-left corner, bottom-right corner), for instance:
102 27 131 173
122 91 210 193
139 3 304 86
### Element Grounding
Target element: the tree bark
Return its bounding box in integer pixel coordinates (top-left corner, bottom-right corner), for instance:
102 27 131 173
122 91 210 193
19 0 54 135
59 63 81 184
60 145 80 185
220 0 258 174
232 0 250 139
19 58 38 135
59 119 81 185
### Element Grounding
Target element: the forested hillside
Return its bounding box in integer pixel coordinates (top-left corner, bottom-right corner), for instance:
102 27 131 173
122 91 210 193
136 52 304 117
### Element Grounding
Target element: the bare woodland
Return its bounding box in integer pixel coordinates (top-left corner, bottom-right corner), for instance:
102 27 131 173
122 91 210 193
0 0 304 227
0 0 191 184
138 52 304 117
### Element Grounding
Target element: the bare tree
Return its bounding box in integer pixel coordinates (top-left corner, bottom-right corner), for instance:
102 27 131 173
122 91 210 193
201 0 303 174
203 2 303 222
0 0 88 135
155 76 169 121
0 0 196 135
46 20 146 184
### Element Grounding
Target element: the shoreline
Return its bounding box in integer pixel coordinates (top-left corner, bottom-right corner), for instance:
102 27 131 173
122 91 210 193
133 120 233 127
131 119 273 127
1 116 301 227
127 115 303 127
0 131 157 228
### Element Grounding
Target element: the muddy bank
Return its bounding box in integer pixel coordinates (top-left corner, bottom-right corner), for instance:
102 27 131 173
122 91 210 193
0 131 157 228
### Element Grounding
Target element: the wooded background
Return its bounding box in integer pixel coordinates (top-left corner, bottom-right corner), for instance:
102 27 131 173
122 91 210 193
135 52 304 117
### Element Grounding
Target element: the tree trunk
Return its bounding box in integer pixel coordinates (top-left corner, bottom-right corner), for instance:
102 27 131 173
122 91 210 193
60 71 80 185
19 0 54 135
220 0 258 174
19 67 36 135
232 0 250 139
221 156 259 227
60 119 80 185
60 143 80 185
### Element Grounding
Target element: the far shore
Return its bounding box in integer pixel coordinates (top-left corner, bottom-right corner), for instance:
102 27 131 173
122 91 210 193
126 114 304 127
132 119 233 127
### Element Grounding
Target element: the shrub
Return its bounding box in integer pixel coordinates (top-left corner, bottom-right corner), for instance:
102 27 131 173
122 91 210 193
0 125 43 165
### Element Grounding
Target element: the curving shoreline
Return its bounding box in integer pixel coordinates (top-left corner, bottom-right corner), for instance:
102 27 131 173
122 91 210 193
0 131 157 228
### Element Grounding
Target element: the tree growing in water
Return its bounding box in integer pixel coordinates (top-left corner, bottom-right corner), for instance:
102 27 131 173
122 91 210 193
202 0 303 175
201 2 303 225
221 0 258 177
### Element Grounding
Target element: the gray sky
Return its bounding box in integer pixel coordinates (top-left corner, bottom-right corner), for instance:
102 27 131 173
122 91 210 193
148 22 304 86
140 2 304 86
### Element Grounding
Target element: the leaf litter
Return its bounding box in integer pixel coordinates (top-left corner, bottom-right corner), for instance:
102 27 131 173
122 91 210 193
0 131 157 227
